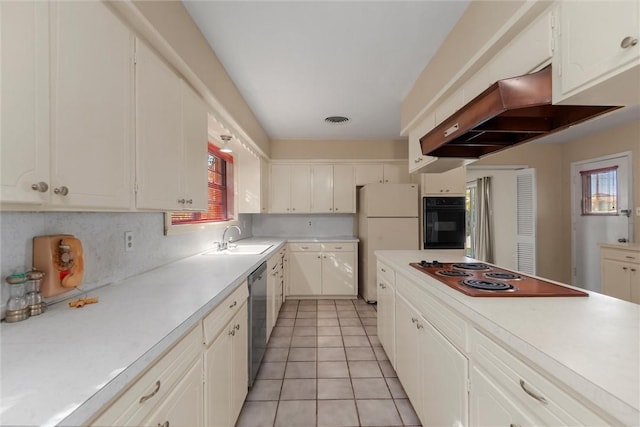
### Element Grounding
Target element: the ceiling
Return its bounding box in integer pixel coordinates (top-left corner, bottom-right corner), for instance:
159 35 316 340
183 1 470 140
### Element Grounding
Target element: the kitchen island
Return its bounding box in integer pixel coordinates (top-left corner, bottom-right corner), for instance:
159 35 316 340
376 250 639 427
0 235 358 427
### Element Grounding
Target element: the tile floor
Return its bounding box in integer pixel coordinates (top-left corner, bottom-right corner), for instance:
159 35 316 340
236 298 421 427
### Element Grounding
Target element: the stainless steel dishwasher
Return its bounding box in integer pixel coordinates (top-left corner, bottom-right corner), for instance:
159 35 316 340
248 262 267 386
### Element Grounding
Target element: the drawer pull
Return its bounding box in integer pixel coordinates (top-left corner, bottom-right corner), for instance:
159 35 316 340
235 323 240 330
411 317 418 323
139 380 161 404
229 301 237 309
158 422 169 427
301 246 309 249
416 323 424 329
379 283 386 289
626 256 636 259
381 268 387 273
335 246 343 249
519 379 548 405
229 328 236 336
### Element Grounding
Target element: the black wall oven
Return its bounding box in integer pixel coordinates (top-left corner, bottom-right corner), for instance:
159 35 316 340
423 197 466 249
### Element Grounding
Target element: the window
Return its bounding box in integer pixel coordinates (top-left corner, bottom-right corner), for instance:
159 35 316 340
580 166 618 215
170 143 234 226
465 182 477 257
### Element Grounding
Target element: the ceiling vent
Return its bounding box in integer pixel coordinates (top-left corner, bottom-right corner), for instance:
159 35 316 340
324 116 350 125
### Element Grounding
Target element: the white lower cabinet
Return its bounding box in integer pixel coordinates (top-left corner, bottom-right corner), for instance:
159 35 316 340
380 263 612 427
203 286 249 427
90 325 203 427
395 290 468 427
287 243 357 297
91 283 249 427
600 246 640 303
376 262 396 367
140 356 204 427
267 247 286 341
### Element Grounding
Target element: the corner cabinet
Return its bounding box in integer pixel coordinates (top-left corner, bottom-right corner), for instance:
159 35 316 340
600 245 640 303
287 242 357 297
135 39 207 211
1 1 134 209
269 164 311 213
553 0 640 105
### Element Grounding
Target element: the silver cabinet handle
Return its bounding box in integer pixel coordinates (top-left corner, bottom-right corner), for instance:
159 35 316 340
416 323 424 329
31 182 48 192
411 317 418 323
158 422 169 427
519 379 548 404
335 208 339 211
177 198 185 204
186 199 193 205
414 157 422 163
621 36 638 48
631 268 637 272
53 186 69 196
139 380 161 403
301 246 309 249
335 246 343 249
626 256 636 259
379 283 386 289
510 424 521 427
229 328 236 336
229 300 237 309
235 323 240 330
381 268 386 273
317 255 321 259
623 267 628 271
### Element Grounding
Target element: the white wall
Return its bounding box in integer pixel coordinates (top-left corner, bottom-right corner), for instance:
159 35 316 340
467 169 517 270
0 212 253 316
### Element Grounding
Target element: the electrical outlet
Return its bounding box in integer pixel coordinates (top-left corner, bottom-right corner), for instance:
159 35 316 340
636 207 640 217
124 231 134 252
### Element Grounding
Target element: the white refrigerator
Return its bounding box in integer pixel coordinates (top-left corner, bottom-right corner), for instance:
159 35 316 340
358 184 420 302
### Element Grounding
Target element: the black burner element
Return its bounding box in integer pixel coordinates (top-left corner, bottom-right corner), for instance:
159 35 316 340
461 279 515 291
420 260 443 268
485 272 522 280
436 270 471 278
452 263 491 271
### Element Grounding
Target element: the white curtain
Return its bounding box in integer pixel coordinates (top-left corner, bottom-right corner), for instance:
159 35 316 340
474 177 493 263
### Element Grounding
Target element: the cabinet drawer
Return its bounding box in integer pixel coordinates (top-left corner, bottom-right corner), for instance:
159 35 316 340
288 243 322 252
91 324 203 426
471 328 611 426
321 242 354 252
601 248 640 264
203 282 249 346
396 272 467 352
378 261 395 286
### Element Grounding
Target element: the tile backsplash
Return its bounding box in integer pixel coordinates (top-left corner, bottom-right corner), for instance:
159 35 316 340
251 214 354 237
0 212 252 315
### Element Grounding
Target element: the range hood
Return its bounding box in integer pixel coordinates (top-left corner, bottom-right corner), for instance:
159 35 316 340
420 66 620 159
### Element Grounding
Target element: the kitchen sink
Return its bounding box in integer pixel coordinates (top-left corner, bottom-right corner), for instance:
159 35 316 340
203 244 273 256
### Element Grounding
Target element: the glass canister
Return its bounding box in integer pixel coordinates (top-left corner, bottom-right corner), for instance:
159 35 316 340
25 269 46 316
5 273 29 322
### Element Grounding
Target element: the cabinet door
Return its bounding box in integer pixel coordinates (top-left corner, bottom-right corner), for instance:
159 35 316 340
260 157 270 213
51 1 132 209
333 164 355 213
355 164 384 185
135 39 182 210
290 164 311 213
311 165 333 213
142 356 204 427
470 365 539 427
180 82 207 211
288 252 322 295
631 267 640 304
270 164 291 213
422 166 466 195
556 1 640 102
231 304 248 422
383 164 410 184
601 259 632 301
205 326 232 427
377 277 395 367
420 317 468 427
0 1 50 205
395 294 422 414
322 251 356 295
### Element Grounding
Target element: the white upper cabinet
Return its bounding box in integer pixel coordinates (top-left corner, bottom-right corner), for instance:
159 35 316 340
269 164 311 213
238 152 269 214
135 40 207 211
50 1 133 209
355 163 410 185
135 39 182 210
0 1 50 205
1 1 133 209
421 166 467 196
180 82 208 211
553 0 640 105
333 164 355 213
311 165 333 213
408 113 436 173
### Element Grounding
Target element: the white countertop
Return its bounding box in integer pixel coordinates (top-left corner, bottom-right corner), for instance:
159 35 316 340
377 250 640 426
599 242 640 251
2 236 327 427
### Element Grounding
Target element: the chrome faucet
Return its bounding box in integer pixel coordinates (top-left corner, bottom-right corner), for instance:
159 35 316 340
220 225 242 250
